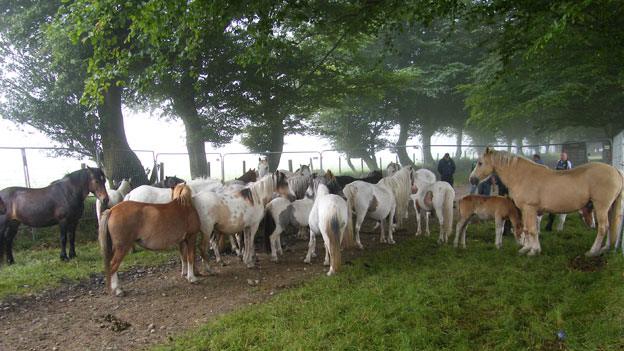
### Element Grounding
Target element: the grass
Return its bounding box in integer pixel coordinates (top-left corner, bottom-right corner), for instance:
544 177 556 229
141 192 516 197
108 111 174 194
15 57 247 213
0 219 176 299
154 215 624 351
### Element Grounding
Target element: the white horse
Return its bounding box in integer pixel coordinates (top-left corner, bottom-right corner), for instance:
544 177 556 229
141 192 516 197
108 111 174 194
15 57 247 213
343 167 414 248
386 162 401 176
306 183 351 276
124 178 223 203
411 181 455 243
265 196 313 262
193 171 289 268
96 179 132 223
258 158 269 177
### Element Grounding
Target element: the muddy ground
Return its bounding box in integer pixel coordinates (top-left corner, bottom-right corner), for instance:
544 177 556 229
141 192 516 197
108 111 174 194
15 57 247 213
0 223 416 351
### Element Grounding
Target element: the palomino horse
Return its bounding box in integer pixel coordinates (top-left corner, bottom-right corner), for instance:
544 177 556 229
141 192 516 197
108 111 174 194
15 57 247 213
193 171 289 268
96 179 132 223
470 148 624 256
98 184 201 296
306 182 351 276
454 195 523 249
0 167 109 263
412 180 455 243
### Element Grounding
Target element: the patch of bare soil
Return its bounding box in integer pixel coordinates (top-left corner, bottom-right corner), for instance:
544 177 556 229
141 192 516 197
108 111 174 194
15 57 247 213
568 255 606 272
0 220 405 351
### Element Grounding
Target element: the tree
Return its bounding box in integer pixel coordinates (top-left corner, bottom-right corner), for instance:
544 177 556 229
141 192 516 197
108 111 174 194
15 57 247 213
0 0 148 184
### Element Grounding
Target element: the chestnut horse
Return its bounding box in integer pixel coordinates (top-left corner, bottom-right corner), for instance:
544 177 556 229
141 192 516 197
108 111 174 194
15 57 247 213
470 148 624 256
0 167 109 264
98 184 202 296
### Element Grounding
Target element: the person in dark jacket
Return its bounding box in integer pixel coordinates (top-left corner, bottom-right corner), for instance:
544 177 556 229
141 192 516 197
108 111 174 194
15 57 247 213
533 154 545 165
437 153 456 186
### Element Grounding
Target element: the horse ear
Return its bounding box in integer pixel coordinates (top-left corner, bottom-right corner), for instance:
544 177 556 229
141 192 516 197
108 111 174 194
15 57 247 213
485 146 493 154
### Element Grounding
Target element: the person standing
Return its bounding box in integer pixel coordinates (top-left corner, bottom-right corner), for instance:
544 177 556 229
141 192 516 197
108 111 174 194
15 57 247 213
533 154 545 165
545 152 572 231
437 153 456 186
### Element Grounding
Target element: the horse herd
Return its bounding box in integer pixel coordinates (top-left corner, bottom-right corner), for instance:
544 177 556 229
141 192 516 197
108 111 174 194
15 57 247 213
1 147 623 297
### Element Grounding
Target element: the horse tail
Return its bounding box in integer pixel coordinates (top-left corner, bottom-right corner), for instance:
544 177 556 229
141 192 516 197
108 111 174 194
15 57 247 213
326 213 343 275
98 209 113 291
263 202 275 253
342 184 357 249
609 171 624 248
443 186 455 238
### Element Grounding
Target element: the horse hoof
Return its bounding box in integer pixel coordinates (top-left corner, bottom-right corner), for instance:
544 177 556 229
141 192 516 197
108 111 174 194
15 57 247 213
357 244 364 250
323 261 330 266
388 240 396 245
585 250 600 257
60 255 70 262
69 252 76 259
303 258 311 264
271 257 279 263
114 288 124 297
326 270 335 276
246 263 256 269
188 276 199 284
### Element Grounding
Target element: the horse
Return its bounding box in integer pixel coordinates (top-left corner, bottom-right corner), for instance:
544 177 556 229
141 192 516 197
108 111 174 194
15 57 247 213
306 182 351 276
258 158 269 177
225 169 257 186
411 180 455 243
98 184 201 296
124 177 222 203
470 147 624 256
0 196 6 215
96 179 132 223
335 170 383 189
153 175 185 188
286 173 314 200
454 195 523 249
265 196 313 262
386 162 401 176
343 167 414 249
193 171 289 268
0 167 109 263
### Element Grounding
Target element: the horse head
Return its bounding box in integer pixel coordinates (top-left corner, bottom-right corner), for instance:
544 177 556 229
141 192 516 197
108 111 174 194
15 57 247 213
258 158 269 177
164 176 185 189
86 167 109 207
470 147 496 185
273 170 290 197
172 183 193 206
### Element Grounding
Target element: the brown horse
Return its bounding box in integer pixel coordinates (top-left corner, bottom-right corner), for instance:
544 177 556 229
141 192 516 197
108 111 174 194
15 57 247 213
470 148 624 256
98 184 203 296
0 167 109 264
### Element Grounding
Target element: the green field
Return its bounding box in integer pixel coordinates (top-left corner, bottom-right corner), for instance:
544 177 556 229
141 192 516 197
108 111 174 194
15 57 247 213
154 215 624 351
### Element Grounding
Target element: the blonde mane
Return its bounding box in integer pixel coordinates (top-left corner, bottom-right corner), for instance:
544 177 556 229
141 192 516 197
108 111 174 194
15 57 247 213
249 174 277 206
172 184 193 207
380 166 412 227
486 150 548 171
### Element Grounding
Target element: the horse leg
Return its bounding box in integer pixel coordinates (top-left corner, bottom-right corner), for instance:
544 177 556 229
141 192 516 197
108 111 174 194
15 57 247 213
524 208 540 256
437 205 445 244
198 231 214 275
68 220 78 259
379 220 386 244
185 234 198 283
556 214 567 232
387 207 396 244
586 204 610 256
5 221 19 265
414 203 422 236
454 216 469 248
425 212 431 236
304 230 317 264
59 221 69 261
323 241 330 266
269 225 283 262
518 208 537 255
179 241 188 277
109 246 130 297
210 234 224 266
0 216 7 264
494 216 503 249
354 212 366 249
244 223 261 268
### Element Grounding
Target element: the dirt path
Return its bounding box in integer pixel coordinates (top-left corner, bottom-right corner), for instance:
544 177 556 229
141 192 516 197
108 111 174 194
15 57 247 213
0 225 399 351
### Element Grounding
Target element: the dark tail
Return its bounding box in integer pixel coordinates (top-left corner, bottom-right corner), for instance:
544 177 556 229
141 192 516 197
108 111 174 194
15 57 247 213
98 209 113 292
263 203 275 253
326 214 343 274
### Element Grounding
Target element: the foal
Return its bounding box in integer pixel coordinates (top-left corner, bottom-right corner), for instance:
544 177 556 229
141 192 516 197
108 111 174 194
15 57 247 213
454 195 523 249
98 184 201 296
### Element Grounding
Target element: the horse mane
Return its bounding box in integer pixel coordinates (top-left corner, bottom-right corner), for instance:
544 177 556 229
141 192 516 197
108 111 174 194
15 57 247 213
249 174 277 206
379 166 412 227
173 184 193 207
287 173 313 199
487 150 537 169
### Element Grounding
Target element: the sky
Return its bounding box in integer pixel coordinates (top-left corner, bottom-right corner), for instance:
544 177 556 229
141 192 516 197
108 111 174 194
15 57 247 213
0 111 458 188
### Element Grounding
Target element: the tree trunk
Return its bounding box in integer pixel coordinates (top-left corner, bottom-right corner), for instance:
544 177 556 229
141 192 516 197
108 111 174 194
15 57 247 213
98 84 148 186
421 123 435 166
267 119 284 171
515 138 524 155
396 120 414 166
346 156 357 172
360 152 378 171
173 72 208 179
455 128 463 159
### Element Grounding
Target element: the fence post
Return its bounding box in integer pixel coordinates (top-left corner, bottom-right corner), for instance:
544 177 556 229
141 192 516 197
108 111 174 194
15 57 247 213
288 160 293 172
379 157 382 171
395 155 399 164
159 162 164 182
20 148 31 188
242 160 246 174
360 159 364 175
81 163 86 169
412 153 416 164
207 162 211 178
309 157 313 170
338 157 342 174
